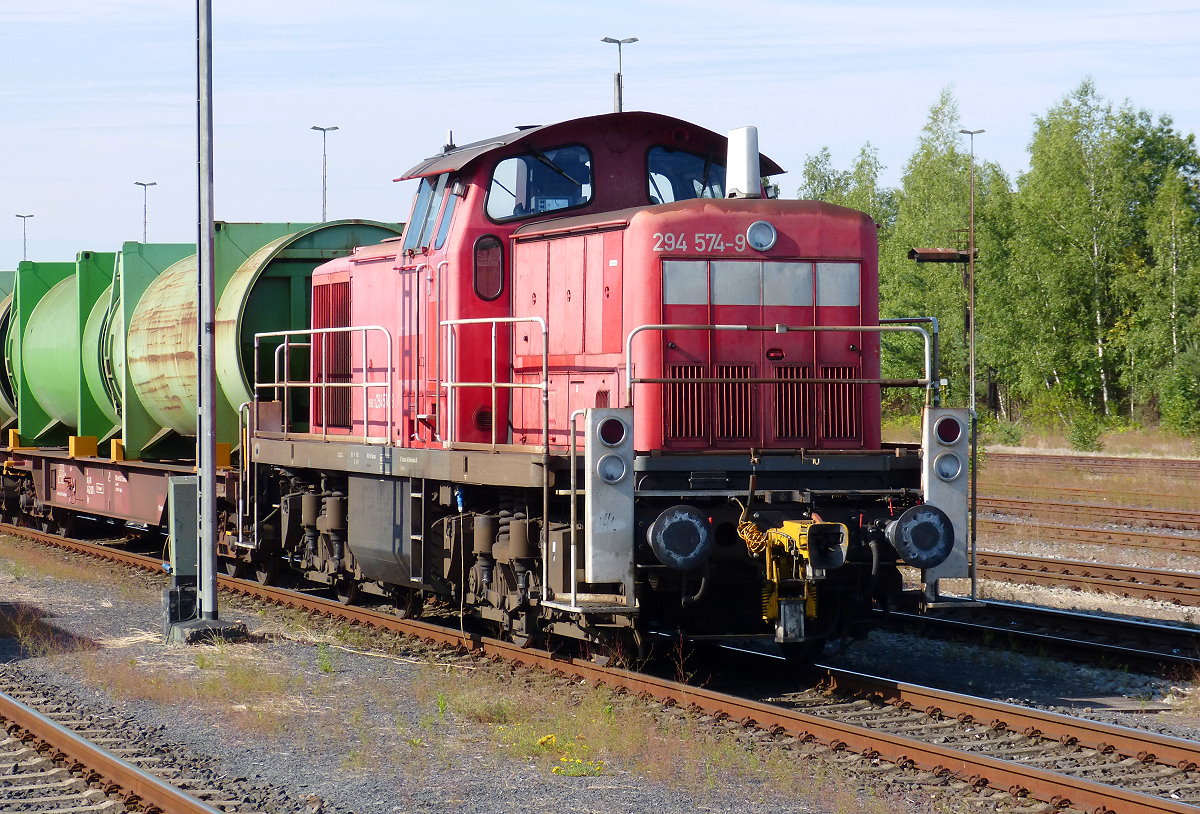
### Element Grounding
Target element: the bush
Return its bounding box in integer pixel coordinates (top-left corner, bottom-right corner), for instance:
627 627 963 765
1159 354 1200 437
1067 410 1105 452
981 416 1024 447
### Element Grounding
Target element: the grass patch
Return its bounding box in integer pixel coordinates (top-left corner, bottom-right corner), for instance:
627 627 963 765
0 535 148 593
77 640 303 735
0 603 95 658
411 664 916 812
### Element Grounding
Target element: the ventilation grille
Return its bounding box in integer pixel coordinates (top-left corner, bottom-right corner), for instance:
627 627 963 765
312 281 352 429
666 364 705 439
821 365 861 439
714 364 755 439
773 365 813 439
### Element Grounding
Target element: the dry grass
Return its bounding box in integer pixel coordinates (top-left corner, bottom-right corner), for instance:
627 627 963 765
75 639 306 736
410 663 920 812
0 603 95 658
0 535 144 591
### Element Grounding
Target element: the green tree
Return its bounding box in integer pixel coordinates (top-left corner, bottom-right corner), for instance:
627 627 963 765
797 147 850 201
880 88 972 404
1126 166 1200 430
1010 79 1140 418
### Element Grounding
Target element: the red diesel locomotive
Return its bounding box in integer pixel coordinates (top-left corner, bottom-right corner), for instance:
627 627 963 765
0 110 968 660
243 111 969 657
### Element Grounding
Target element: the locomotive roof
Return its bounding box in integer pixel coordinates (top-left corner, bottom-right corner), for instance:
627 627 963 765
396 111 785 181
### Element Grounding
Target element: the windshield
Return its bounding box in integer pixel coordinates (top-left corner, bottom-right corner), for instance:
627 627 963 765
486 144 593 221
648 147 726 203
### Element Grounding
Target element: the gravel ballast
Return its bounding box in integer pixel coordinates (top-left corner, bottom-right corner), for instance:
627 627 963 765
2 536 1198 814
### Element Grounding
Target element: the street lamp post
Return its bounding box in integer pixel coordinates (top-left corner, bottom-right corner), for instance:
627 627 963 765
134 181 157 242
600 37 637 112
14 214 33 261
958 127 984 602
311 125 339 221
958 128 984 414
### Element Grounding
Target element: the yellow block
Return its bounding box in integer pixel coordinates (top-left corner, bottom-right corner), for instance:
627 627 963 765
216 442 231 469
7 429 19 449
69 436 99 458
110 438 125 462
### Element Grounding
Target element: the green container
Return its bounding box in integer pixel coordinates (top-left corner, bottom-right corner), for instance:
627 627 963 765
5 221 399 455
0 294 16 426
22 277 79 429
121 220 400 459
9 255 99 444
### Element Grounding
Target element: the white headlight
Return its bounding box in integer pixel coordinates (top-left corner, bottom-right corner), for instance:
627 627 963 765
934 452 962 481
597 453 627 484
746 220 777 251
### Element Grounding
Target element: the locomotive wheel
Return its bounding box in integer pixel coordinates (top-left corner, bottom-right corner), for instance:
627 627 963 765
585 630 634 667
334 578 360 606
390 587 424 619
253 559 278 586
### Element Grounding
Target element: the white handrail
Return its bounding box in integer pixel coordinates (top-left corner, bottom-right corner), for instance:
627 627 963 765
623 322 936 406
254 325 394 443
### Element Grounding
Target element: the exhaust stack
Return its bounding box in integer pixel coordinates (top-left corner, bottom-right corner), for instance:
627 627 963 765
726 126 761 198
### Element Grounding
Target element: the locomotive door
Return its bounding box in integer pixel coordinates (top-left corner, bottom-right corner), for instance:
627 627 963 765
396 262 440 446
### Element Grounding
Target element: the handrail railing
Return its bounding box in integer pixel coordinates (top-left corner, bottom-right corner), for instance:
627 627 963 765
623 322 937 406
253 325 394 443
439 316 549 450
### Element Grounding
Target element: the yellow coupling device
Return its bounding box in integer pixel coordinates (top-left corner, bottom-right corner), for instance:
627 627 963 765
738 518 850 625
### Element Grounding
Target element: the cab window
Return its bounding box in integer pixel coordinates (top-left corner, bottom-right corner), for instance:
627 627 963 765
648 147 725 203
402 174 449 251
486 145 593 221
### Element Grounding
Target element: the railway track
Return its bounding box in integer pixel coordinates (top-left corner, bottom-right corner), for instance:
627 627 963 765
977 551 1200 605
979 517 1200 555
981 483 1196 511
979 496 1200 532
0 670 246 813
986 451 1200 479
6 524 1200 814
880 600 1200 673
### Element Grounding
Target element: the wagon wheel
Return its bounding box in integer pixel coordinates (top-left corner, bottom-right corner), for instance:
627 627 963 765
390 586 424 619
42 510 76 538
222 557 246 579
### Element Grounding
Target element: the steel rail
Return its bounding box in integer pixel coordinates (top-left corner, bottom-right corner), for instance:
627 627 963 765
979 496 1200 531
879 605 1200 672
8 525 1200 813
822 668 1200 770
0 689 225 814
979 518 1200 555
980 482 1196 510
977 551 1200 605
986 452 1200 478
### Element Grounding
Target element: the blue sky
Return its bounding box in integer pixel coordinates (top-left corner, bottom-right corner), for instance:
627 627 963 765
2 1 1197 263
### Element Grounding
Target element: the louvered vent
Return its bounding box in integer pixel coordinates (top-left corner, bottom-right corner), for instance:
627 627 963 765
773 365 812 440
821 365 861 440
714 364 755 439
312 281 352 429
666 364 706 439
